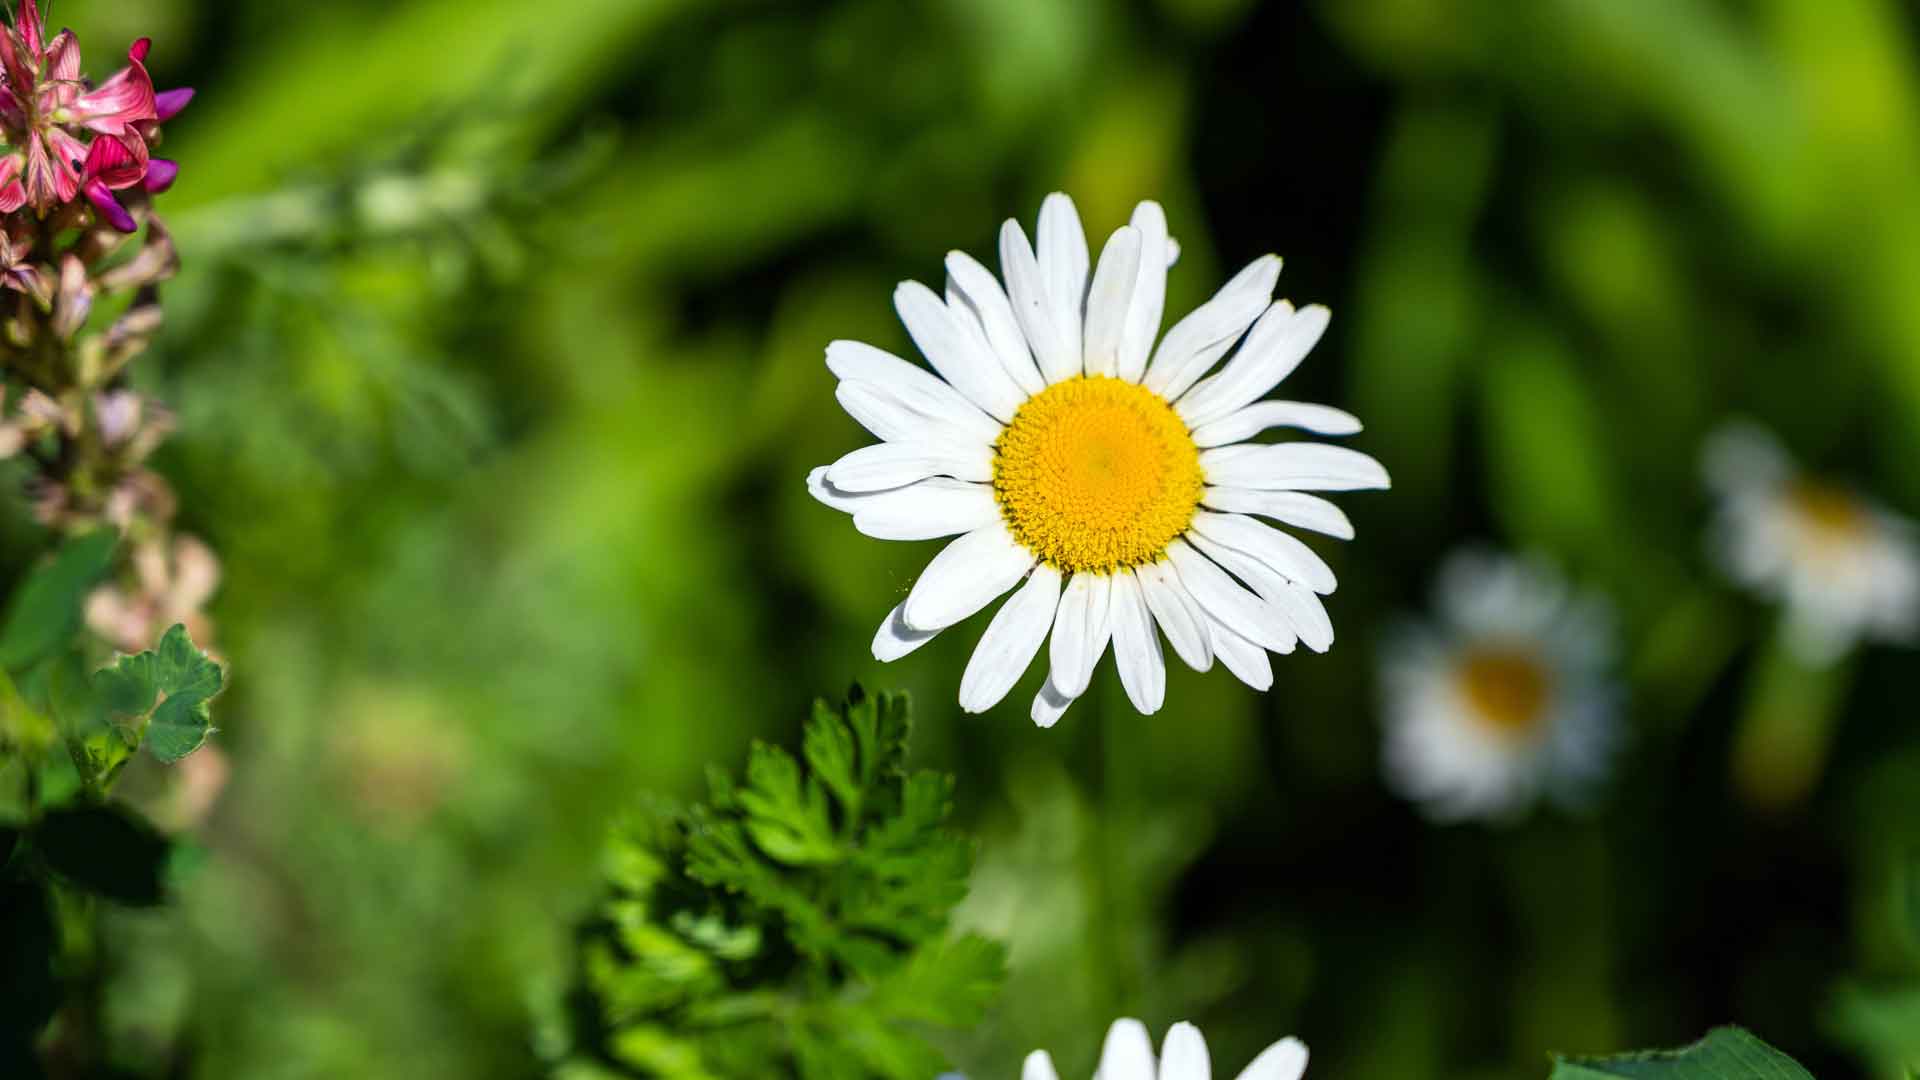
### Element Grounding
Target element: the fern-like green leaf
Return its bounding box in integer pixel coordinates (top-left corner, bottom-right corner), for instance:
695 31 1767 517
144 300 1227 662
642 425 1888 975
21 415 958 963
559 687 1005 1080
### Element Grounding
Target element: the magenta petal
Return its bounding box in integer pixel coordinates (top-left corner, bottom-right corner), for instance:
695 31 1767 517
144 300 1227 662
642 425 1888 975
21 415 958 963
0 31 34 99
129 37 151 64
154 87 194 123
0 179 24 214
143 158 178 194
24 136 58 209
43 30 78 84
71 45 157 134
82 131 146 189
84 180 135 233
18 0 44 58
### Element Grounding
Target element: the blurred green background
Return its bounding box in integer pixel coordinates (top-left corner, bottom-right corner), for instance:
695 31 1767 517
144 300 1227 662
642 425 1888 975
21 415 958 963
21 0 1920 1075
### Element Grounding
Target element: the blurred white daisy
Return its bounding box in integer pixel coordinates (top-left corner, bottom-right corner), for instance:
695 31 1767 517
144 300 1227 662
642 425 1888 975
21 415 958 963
808 193 1388 726
1379 551 1621 823
1702 422 1920 662
1017 1018 1308 1080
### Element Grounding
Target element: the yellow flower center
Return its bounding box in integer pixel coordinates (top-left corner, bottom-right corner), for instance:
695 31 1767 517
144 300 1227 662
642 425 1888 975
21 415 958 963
1787 479 1870 548
992 376 1203 574
1454 648 1551 739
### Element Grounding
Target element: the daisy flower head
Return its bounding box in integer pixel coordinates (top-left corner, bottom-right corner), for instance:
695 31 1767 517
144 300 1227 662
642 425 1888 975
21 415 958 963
1702 421 1920 663
1020 1018 1308 1080
808 193 1389 727
1379 550 1621 824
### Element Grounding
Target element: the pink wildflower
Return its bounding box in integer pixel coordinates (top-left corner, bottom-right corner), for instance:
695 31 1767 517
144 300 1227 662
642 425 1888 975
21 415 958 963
0 0 192 229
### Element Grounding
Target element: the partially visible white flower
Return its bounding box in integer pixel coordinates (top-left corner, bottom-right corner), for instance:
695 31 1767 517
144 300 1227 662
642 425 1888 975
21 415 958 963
1379 550 1621 824
1703 421 1920 663
1018 1019 1307 1080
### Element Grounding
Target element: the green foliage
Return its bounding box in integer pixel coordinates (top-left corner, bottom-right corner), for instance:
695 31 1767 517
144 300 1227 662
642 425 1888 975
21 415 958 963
1550 1027 1815 1079
560 688 1005 1080
33 803 174 907
30 624 224 793
0 531 116 672
92 624 225 765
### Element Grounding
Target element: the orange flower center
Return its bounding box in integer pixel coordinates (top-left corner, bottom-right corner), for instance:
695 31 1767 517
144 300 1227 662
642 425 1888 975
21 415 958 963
1454 648 1552 738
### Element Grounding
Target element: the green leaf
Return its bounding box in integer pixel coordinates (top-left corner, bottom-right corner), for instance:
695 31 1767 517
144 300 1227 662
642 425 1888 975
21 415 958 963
737 742 840 866
34 802 171 906
0 531 117 673
572 686 999 1080
1550 1027 1815 1080
93 624 224 764
864 934 1007 1027
49 652 134 792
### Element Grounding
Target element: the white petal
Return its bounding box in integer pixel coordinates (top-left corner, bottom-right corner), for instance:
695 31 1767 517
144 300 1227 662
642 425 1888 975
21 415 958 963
1136 560 1213 671
1117 201 1169 383
1268 580 1333 653
1109 570 1165 714
1038 193 1090 373
1082 226 1142 378
902 522 1036 631
1176 304 1330 428
1193 532 1335 652
1190 400 1362 447
1145 254 1281 399
1001 219 1079 384
1201 487 1355 540
1047 572 1113 698
807 468 1002 540
895 281 1027 422
1096 1018 1157 1080
826 439 993 491
1166 538 1297 654
1208 618 1274 691
1234 1037 1309 1080
945 250 1045 396
1030 675 1076 728
959 566 1062 713
1160 1022 1212 1080
825 340 1002 444
1023 1050 1063 1080
1189 510 1337 594
872 602 939 661
1184 534 1324 650
1200 443 1391 492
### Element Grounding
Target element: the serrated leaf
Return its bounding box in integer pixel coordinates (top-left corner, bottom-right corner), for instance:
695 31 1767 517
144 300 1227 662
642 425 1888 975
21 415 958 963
1550 1027 1815 1080
571 686 1000 1080
93 624 223 764
865 934 1007 1027
0 531 117 672
737 742 840 865
34 802 171 906
147 691 215 763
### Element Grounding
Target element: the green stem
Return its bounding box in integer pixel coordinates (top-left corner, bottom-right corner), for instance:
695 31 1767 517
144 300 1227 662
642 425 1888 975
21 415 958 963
1731 619 1855 810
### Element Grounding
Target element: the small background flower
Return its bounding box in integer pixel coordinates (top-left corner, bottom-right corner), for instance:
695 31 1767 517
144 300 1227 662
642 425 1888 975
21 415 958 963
1703 421 1920 663
1379 550 1622 823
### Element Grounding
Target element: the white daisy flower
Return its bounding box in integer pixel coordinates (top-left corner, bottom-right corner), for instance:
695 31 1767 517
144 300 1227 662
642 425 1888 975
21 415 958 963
808 193 1388 726
1703 422 1920 662
1379 550 1621 824
1018 1018 1308 1080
